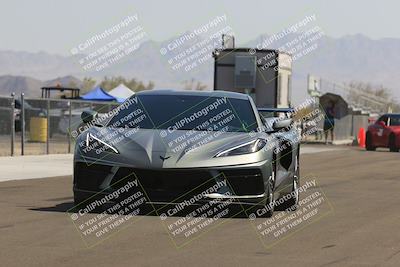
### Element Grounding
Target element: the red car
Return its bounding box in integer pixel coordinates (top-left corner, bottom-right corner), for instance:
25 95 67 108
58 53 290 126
366 114 400 152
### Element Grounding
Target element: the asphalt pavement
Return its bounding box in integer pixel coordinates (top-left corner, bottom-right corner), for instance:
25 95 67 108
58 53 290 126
0 145 342 182
0 146 399 266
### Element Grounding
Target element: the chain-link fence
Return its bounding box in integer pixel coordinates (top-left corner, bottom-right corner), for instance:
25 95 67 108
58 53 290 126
23 97 48 155
0 95 14 156
0 89 373 155
0 94 119 156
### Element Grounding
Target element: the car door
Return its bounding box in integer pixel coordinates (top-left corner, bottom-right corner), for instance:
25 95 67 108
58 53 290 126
381 116 394 147
373 116 388 147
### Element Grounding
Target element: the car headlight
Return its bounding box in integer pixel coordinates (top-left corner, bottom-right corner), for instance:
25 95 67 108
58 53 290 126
215 138 266 157
85 132 119 154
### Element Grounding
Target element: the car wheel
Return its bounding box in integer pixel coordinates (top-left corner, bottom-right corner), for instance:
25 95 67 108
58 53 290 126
389 134 399 152
365 132 376 151
281 155 300 211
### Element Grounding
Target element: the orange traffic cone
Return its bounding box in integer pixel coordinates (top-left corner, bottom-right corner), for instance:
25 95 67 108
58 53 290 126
358 128 365 148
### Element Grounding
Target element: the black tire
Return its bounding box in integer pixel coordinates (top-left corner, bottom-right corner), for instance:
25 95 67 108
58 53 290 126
389 134 399 152
366 132 376 151
280 155 300 211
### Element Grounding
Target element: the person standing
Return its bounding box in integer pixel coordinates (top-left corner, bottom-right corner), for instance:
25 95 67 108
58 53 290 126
324 102 335 144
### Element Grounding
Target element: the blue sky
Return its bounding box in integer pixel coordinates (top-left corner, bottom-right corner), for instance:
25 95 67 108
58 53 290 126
0 0 398 54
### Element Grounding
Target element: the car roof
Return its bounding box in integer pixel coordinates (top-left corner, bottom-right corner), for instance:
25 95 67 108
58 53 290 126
136 89 250 100
382 113 400 117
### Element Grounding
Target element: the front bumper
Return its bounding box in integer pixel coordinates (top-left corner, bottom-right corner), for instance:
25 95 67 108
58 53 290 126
73 160 271 206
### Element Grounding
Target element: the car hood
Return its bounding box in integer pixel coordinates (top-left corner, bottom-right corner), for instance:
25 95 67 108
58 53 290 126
75 127 269 168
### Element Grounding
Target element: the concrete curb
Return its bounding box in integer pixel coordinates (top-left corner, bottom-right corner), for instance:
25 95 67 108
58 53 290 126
0 154 73 182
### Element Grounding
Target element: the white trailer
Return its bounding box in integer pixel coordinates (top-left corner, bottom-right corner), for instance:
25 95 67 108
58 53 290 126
213 48 292 108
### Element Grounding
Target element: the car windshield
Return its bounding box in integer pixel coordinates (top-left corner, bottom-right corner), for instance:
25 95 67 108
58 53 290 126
106 94 258 132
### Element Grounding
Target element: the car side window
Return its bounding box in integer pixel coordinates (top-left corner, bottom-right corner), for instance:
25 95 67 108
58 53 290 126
389 116 400 126
377 116 388 126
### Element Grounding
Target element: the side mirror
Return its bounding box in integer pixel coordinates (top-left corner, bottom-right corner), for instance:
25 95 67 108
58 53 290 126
81 110 97 123
377 121 386 128
273 119 292 131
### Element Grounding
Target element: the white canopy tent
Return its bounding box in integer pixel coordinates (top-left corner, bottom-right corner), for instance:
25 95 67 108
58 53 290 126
108 84 135 101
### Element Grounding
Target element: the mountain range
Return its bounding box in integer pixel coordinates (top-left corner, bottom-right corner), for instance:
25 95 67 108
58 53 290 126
0 34 398 103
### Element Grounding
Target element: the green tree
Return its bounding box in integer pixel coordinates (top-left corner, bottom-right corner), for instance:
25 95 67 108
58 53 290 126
67 80 78 88
347 81 399 113
182 78 208 91
99 76 154 92
81 77 97 94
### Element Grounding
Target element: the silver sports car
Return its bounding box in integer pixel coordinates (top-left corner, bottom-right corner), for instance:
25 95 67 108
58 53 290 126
73 90 300 217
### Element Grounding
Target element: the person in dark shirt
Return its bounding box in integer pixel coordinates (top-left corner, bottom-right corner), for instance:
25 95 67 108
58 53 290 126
324 102 335 144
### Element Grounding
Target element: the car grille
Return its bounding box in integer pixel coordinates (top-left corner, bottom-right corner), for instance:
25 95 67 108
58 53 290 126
113 168 215 202
74 163 265 201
